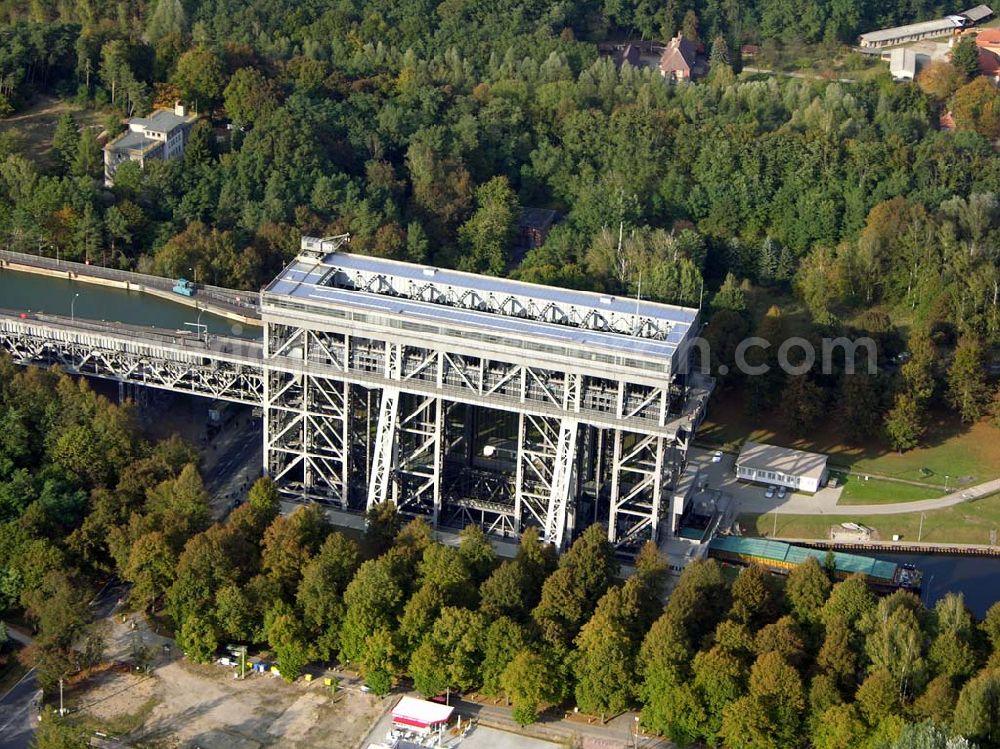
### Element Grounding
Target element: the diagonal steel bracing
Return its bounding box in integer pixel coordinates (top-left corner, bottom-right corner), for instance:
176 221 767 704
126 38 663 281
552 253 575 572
608 430 667 547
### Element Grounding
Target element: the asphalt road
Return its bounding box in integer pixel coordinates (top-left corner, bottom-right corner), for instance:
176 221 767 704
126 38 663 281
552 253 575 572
0 582 126 749
0 670 40 749
204 414 264 519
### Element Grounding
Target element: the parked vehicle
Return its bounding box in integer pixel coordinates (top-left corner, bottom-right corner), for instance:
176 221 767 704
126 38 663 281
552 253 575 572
777 486 787 499
765 485 776 499
711 450 723 463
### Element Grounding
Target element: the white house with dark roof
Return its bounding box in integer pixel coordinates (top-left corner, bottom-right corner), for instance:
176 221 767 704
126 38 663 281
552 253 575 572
103 102 198 186
735 441 829 494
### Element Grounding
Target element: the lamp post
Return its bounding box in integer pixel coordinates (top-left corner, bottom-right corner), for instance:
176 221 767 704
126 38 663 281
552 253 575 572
918 512 925 543
633 715 640 749
944 474 950 493
71 292 80 322
189 266 198 284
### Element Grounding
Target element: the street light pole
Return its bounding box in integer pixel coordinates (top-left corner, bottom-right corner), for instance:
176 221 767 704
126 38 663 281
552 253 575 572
59 678 64 716
71 292 80 322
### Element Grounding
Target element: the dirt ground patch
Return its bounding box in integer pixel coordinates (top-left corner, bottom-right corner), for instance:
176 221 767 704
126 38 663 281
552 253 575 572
69 609 390 749
0 95 108 168
74 659 388 748
133 663 386 749
74 670 157 725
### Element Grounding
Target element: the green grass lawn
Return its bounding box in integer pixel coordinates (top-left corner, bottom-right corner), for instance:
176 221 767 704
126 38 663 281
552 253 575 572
699 390 1000 494
836 473 945 505
740 491 1000 545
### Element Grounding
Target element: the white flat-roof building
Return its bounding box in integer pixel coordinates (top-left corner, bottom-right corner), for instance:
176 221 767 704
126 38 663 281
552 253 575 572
735 441 829 494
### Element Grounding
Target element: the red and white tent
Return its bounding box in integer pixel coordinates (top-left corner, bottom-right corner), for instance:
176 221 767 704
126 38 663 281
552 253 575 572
391 696 454 733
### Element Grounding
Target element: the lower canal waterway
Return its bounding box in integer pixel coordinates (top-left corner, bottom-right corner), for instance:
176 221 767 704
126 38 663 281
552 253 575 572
874 551 1000 618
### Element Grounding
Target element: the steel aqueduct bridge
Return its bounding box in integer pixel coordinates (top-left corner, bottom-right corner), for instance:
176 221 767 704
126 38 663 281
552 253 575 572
0 237 712 551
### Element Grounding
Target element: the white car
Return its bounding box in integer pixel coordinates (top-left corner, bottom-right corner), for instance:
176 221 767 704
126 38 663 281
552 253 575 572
777 486 787 499
765 486 776 499
711 451 723 463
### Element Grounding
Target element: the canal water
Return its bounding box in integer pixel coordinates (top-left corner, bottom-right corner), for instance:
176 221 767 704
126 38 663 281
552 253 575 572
876 551 1000 619
0 267 260 338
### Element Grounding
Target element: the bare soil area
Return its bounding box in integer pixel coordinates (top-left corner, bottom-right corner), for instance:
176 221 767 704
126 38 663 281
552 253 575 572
72 611 389 749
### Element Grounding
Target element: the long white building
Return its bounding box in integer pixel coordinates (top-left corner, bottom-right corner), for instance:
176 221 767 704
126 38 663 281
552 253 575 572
858 5 993 48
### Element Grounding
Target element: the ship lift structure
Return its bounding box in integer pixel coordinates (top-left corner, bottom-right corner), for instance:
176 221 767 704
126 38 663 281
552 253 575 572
0 236 712 552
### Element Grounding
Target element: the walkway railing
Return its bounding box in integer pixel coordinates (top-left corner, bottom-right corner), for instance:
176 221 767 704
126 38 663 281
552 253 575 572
0 249 261 318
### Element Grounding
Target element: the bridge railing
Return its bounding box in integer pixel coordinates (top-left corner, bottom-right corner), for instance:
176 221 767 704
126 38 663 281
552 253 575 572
0 249 261 316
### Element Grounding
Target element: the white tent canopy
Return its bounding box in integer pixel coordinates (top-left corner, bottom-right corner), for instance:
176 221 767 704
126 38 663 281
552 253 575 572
391 696 455 732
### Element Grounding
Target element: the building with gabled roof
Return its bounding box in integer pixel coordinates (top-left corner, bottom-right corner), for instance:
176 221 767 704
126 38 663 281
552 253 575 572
659 35 699 80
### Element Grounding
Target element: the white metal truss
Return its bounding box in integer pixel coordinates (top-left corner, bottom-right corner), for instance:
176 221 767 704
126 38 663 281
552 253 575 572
1 290 714 554
608 431 668 548
0 317 264 404
391 394 444 522
367 387 399 510
316 253 677 340
515 414 579 549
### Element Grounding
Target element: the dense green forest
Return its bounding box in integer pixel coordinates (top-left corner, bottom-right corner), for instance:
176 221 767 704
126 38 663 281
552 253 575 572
0 2 999 747
0 359 201 683
98 476 1000 749
0 0 998 452
2 356 999 748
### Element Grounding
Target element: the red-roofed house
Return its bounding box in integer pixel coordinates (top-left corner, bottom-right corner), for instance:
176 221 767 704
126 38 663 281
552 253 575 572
973 28 1000 81
659 35 700 81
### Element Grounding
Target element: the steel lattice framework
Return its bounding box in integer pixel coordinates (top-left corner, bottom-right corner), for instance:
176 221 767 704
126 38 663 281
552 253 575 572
0 239 713 551
260 240 713 550
0 315 265 404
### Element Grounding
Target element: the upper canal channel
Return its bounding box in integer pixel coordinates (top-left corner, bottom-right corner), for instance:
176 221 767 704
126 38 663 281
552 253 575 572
0 266 260 338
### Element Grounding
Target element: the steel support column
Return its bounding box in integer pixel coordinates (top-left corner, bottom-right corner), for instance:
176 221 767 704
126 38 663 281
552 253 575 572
608 430 668 547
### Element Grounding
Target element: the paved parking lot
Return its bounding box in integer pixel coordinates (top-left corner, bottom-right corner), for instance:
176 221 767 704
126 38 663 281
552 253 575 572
686 447 844 516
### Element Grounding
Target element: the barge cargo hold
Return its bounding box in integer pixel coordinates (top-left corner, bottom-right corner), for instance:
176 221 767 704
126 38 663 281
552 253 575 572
708 536 922 592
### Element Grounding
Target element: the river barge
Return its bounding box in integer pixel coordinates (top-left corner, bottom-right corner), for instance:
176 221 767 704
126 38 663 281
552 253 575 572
708 536 922 593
